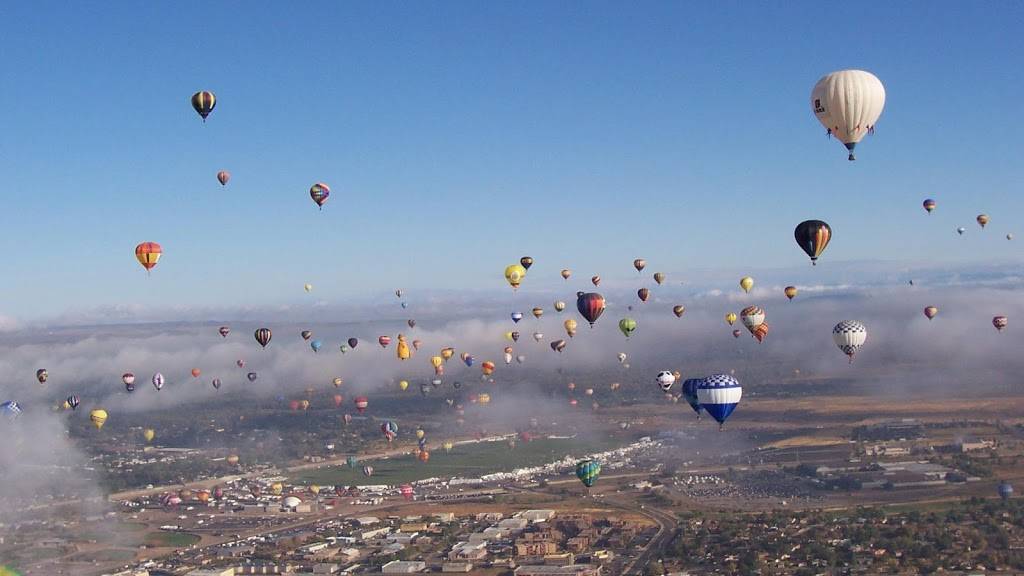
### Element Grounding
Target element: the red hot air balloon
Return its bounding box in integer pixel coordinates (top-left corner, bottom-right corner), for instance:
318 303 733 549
135 242 162 274
289 400 300 411
576 292 606 327
191 368 201 378
378 336 391 348
354 396 369 413
254 328 272 348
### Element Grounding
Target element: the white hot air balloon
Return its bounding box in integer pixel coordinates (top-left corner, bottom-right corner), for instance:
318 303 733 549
655 371 676 392
833 320 867 363
811 70 886 161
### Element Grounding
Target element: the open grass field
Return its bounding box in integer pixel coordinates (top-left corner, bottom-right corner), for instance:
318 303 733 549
290 436 626 486
143 531 201 547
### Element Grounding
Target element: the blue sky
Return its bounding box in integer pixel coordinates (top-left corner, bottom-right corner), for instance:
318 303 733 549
0 2 1022 319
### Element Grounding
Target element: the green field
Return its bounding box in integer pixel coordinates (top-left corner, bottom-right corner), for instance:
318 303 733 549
292 436 625 486
144 531 201 548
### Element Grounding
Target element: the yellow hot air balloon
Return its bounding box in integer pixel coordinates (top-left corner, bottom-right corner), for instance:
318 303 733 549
143 428 155 442
504 331 515 341
564 318 578 338
441 347 455 361
89 409 108 430
399 380 409 391
430 356 444 370
300 399 310 410
271 482 284 495
725 312 737 326
443 441 454 453
739 276 754 293
396 334 411 360
784 286 798 300
504 264 527 290
310 484 321 495
478 393 491 404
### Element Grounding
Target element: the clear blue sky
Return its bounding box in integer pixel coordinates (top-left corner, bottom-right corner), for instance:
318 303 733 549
1 2 1021 319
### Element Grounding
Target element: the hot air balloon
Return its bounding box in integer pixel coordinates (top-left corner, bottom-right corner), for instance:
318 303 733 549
575 459 601 488
977 214 989 228
332 394 343 407
418 450 430 463
1008 233 1014 241
993 316 1008 332
396 335 410 360
753 322 769 343
217 170 230 185
311 340 323 353
143 428 155 442
300 399 310 410
407 319 416 329
347 337 358 349
585 388 594 396
1 400 21 419
89 409 108 430
794 220 832 265
516 354 526 364
698 374 743 429
569 398 578 407
520 256 533 270
656 371 675 392
152 372 165 390
550 340 567 353
833 320 867 363
732 329 742 338
637 288 650 303
957 227 966 236
725 312 737 326
443 441 454 453
553 300 567 312
135 242 162 274
568 382 576 391
462 354 474 367
532 332 543 343
398 380 409 391
247 372 258 382
36 369 48 384
121 372 135 392
924 306 938 320
577 292 606 326
784 286 798 301
564 318 578 338
999 481 1014 500
505 264 527 290
332 377 344 388
354 396 368 413
618 317 637 338
477 393 491 404
190 368 201 379
653 272 665 285
362 465 374 478
739 277 754 293
504 351 513 365
441 347 454 362
511 312 523 323
412 339 422 351
682 378 702 419
66 395 80 410
481 361 495 376
632 258 646 273
343 414 353 425
255 328 272 348
304 283 313 293
591 275 601 286
211 378 222 391
430 355 444 371
378 335 391 348
191 90 216 121
300 330 312 341
309 182 330 209
218 326 230 338
532 307 544 319
561 269 572 280
617 352 627 364
740 306 765 334
810 70 885 160
923 199 936 214
380 420 398 442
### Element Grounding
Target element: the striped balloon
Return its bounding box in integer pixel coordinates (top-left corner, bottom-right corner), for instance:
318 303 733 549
575 459 601 488
698 374 742 429
310 182 330 209
576 292 606 326
191 91 216 121
794 220 832 265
